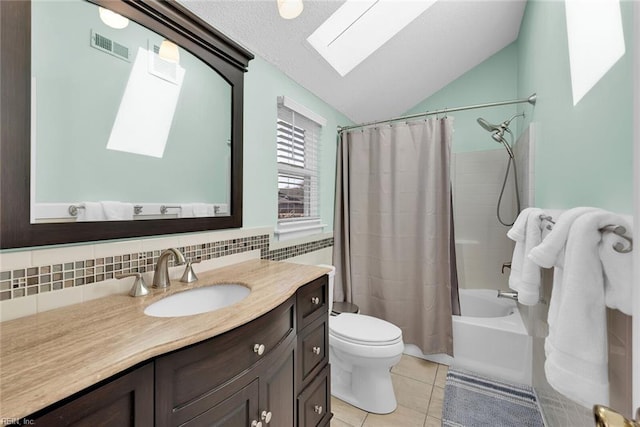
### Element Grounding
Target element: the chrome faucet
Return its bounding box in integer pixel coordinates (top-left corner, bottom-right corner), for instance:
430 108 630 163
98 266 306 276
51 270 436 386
497 290 519 301
153 248 186 288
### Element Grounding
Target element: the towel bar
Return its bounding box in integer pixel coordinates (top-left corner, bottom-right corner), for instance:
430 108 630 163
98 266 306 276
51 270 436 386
599 224 633 254
160 205 182 214
537 214 632 253
68 204 143 217
539 214 555 230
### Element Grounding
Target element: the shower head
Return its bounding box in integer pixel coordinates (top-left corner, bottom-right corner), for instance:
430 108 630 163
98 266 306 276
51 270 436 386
477 113 524 134
476 118 501 133
492 132 515 159
477 112 524 158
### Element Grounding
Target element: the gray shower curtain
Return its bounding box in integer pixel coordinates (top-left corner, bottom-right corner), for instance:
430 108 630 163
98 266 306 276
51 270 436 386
333 118 458 356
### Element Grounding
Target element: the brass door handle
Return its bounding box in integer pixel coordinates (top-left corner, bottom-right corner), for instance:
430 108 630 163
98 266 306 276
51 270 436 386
594 405 640 427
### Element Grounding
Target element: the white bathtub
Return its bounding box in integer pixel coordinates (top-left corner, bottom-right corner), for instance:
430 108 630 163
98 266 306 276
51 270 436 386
405 289 532 385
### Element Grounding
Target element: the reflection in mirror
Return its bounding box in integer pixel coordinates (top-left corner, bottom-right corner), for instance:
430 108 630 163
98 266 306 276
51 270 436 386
31 0 232 223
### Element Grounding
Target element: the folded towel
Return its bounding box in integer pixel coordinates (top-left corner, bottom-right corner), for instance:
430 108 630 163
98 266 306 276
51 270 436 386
543 210 629 408
101 201 134 221
507 208 544 305
600 217 633 315
180 204 195 218
528 207 601 268
529 207 603 364
192 203 214 217
76 202 105 221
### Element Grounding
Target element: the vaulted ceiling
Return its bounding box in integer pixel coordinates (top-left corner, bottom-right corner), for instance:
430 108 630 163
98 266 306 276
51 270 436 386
180 0 527 124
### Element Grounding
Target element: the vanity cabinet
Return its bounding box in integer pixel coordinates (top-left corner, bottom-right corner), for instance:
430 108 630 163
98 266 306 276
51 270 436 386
296 275 332 427
28 362 154 426
18 274 330 427
154 296 296 426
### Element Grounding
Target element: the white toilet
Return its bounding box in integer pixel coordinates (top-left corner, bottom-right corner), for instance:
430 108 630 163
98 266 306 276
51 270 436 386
321 265 404 414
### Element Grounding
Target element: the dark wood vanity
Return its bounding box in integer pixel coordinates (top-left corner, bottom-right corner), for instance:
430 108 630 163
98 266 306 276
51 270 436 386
21 275 331 427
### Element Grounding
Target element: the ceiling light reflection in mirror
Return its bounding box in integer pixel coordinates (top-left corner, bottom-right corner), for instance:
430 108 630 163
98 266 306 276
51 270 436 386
307 0 437 76
98 6 129 29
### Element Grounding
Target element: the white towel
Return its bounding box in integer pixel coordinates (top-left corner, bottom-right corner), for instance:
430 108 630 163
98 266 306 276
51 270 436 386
600 218 633 315
192 203 214 217
76 202 105 221
101 201 134 221
543 210 629 408
180 204 195 218
528 207 602 363
528 207 600 268
506 208 544 305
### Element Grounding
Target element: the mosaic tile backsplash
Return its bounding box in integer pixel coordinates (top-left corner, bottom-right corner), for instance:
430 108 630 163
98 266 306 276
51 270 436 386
0 235 334 301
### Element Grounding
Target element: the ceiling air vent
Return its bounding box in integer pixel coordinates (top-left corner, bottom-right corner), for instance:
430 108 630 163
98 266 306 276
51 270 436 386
90 30 130 62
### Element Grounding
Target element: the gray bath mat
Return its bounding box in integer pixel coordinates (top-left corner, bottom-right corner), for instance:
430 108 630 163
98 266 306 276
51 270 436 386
442 369 544 427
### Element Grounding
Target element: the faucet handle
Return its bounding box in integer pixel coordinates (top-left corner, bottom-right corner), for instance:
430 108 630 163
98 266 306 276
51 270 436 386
501 262 512 274
116 272 149 297
180 259 201 283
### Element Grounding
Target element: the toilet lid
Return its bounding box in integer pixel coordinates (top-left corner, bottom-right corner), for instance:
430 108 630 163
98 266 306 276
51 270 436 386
330 313 402 346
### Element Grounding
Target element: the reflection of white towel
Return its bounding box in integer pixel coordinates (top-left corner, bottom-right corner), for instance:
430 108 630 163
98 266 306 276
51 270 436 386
101 201 134 221
77 202 105 221
192 203 214 217
543 210 629 408
507 208 544 305
180 204 194 218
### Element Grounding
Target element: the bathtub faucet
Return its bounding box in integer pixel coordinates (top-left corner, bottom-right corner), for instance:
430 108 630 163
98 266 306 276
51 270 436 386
497 290 518 301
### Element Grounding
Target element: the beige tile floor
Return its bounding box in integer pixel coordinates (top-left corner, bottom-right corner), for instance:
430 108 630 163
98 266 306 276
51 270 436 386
330 355 448 427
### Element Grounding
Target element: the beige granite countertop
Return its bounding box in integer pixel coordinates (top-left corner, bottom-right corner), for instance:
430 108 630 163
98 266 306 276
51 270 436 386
0 259 330 421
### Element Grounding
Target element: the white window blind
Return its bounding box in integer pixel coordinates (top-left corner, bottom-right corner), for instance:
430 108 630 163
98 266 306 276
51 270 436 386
277 97 323 224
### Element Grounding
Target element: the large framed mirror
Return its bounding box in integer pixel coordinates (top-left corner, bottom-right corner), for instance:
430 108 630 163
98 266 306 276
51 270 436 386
1 0 253 249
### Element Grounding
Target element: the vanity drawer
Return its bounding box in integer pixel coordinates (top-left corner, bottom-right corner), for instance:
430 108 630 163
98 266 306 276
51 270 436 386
298 315 328 387
297 275 328 330
297 364 331 427
155 296 295 425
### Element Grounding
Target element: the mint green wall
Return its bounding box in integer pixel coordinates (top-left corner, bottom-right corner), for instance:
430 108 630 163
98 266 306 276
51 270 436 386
404 43 520 154
516 0 633 213
242 56 352 230
33 0 230 204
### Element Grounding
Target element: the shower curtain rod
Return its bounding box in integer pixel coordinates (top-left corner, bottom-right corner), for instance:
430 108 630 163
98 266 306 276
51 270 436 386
337 93 537 133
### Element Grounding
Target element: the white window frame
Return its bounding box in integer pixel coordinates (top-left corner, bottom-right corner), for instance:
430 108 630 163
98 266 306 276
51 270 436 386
275 96 327 241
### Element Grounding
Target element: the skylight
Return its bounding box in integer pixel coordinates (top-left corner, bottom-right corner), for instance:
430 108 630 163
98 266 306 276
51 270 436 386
307 0 437 76
565 0 625 106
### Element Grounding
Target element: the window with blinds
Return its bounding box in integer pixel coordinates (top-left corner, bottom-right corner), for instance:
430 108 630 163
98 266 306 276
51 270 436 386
277 100 321 222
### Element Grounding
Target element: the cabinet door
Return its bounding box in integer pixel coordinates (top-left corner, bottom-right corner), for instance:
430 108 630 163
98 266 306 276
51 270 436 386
182 379 260 427
31 363 153 427
297 364 331 427
155 297 295 426
259 337 296 426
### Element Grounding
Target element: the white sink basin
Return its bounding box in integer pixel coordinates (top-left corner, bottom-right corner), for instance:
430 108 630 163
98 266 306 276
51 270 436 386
144 284 250 317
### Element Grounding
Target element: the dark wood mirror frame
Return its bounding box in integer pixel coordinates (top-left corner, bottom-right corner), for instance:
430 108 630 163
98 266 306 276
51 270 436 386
0 0 253 249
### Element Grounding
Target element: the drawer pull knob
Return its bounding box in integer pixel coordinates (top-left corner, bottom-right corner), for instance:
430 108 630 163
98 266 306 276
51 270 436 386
253 343 265 355
261 410 272 423
311 296 320 305
251 421 263 427
312 346 321 355
314 405 323 415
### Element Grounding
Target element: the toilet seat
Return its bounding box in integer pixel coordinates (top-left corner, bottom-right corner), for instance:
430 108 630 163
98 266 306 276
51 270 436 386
329 313 402 346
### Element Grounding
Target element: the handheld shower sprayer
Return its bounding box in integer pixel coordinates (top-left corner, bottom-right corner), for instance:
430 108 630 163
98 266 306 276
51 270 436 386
475 112 525 226
476 113 524 159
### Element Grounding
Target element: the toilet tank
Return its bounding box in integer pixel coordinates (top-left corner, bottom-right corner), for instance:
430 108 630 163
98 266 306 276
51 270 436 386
317 264 335 313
